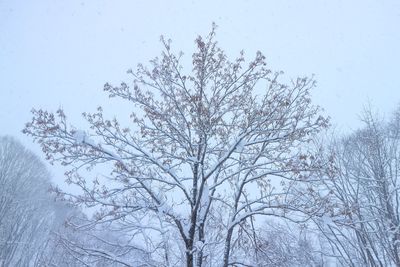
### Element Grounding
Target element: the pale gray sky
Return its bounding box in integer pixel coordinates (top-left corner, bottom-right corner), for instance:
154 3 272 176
1 0 400 151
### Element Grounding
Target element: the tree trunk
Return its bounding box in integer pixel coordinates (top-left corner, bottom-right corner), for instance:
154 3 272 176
186 251 194 267
222 228 233 267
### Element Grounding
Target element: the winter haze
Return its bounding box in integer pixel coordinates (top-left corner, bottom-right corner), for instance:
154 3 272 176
1 0 400 266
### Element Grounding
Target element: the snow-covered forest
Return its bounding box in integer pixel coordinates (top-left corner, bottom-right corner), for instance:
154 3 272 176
2 1 400 266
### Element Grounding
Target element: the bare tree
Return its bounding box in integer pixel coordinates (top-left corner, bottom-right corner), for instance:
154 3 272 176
0 136 55 266
0 136 141 267
24 25 329 267
34 208 151 267
314 106 400 267
253 222 324 267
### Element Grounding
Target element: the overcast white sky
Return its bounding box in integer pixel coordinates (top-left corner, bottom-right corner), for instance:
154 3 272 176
1 0 400 155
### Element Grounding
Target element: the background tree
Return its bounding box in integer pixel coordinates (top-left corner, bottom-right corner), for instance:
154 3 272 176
313 106 400 267
254 222 323 267
0 136 56 266
0 135 145 266
34 209 150 267
24 25 329 267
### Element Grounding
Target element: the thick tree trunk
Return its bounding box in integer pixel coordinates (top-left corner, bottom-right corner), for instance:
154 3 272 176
196 222 205 267
222 228 233 267
186 251 194 267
